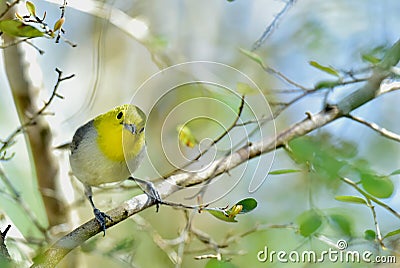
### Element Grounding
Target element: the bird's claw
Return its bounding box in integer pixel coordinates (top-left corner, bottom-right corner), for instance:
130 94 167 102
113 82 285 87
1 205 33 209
146 184 162 212
93 208 113 236
130 177 162 212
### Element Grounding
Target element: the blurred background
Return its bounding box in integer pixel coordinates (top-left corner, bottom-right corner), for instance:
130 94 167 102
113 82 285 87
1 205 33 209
1 0 400 267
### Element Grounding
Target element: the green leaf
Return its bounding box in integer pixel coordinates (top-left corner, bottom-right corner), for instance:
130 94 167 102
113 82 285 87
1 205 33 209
26 1 36 17
207 198 257 222
384 228 400 239
334 195 367 205
315 79 341 90
207 209 237 223
328 213 353 236
236 82 258 95
206 259 238 268
361 54 381 65
309 61 340 77
361 174 394 198
360 45 388 65
269 169 302 175
0 20 44 38
296 209 323 237
389 169 400 176
234 198 257 214
239 48 265 68
289 136 345 182
364 229 376 241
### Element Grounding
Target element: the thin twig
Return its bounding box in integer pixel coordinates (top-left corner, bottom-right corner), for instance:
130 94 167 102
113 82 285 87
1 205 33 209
0 0 20 19
189 223 297 260
175 210 195 268
252 0 295 51
0 37 33 49
194 253 221 260
166 95 246 177
346 114 400 142
365 198 385 248
23 39 45 54
55 0 68 43
131 215 179 264
0 68 74 160
0 167 47 234
339 177 400 220
0 224 12 261
237 75 368 127
1 37 45 56
339 176 400 249
175 96 246 200
264 65 309 92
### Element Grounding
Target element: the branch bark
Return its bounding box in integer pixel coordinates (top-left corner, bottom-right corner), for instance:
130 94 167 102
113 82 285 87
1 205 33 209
31 38 400 268
0 225 11 263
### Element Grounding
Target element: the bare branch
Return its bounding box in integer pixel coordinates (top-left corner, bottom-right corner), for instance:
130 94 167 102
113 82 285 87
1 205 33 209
346 114 400 143
0 0 20 19
0 167 47 234
131 215 179 264
252 0 295 51
0 69 74 160
365 198 385 248
0 225 12 262
262 65 309 92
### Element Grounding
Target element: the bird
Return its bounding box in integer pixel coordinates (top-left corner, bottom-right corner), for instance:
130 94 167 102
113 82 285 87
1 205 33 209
69 104 160 235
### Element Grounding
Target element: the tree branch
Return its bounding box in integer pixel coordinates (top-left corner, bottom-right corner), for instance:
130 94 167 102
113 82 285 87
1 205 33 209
2 0 71 228
251 0 295 51
346 114 400 143
0 0 19 19
32 38 400 268
0 225 12 262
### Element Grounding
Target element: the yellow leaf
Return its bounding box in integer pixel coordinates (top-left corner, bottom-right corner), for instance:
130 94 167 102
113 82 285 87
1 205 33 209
53 17 65 32
26 1 36 17
228 204 243 218
15 13 24 21
177 124 198 148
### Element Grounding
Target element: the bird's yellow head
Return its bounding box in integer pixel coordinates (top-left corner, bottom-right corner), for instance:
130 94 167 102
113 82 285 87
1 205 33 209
94 104 146 163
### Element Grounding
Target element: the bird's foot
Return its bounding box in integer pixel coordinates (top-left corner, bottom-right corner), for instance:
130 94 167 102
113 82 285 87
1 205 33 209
93 208 113 236
146 181 162 212
130 177 162 212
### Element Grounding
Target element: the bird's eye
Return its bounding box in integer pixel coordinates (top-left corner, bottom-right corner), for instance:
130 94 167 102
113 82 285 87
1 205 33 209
116 111 123 119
